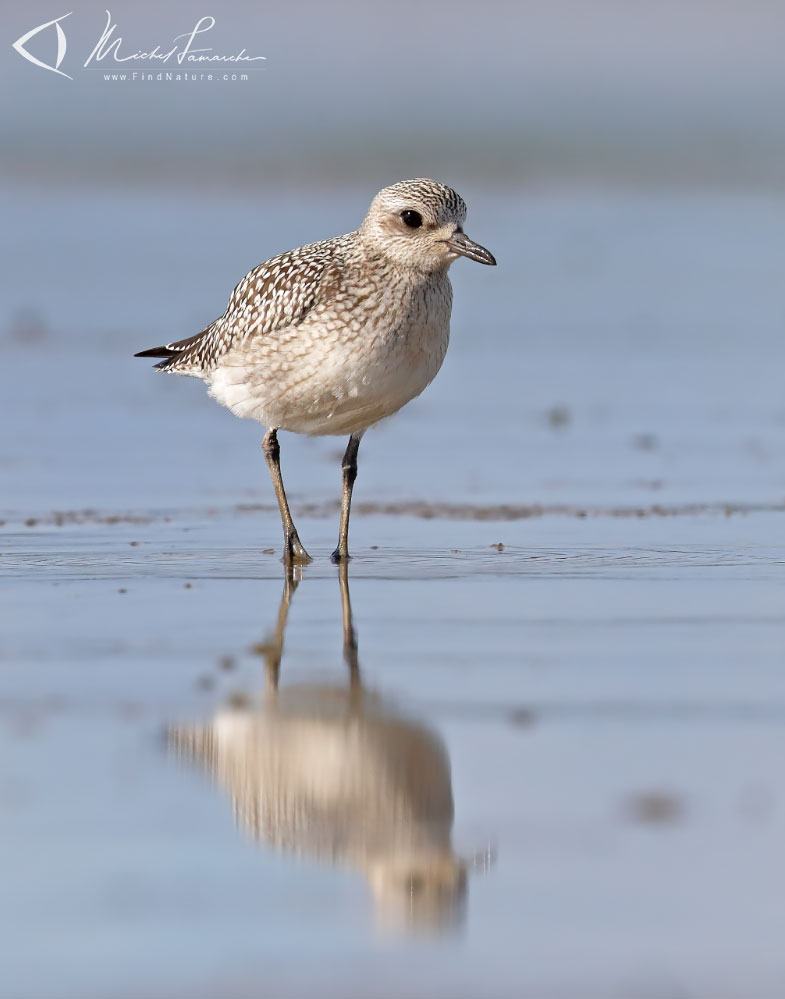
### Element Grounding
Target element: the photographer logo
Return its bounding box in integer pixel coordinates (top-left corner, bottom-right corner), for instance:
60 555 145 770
12 12 73 79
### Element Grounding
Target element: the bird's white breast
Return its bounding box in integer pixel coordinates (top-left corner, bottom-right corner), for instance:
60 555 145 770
208 270 453 436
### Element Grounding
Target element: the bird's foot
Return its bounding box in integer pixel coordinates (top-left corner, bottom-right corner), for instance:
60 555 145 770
284 532 312 565
330 546 351 564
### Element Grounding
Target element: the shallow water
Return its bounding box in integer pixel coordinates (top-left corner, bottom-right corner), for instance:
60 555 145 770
3 183 785 997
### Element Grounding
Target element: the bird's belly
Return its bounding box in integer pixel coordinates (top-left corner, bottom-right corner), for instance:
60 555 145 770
209 318 449 436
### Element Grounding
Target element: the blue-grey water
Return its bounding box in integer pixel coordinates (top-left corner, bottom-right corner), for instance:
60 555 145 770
3 177 785 999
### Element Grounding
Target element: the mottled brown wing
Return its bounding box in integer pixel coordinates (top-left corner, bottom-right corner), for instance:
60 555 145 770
135 233 353 374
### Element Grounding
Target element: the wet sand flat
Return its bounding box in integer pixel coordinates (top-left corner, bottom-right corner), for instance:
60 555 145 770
3 508 785 998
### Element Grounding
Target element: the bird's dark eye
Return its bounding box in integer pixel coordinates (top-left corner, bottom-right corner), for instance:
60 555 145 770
401 210 422 229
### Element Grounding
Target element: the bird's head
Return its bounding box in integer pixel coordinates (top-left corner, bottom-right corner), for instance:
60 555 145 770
359 178 496 274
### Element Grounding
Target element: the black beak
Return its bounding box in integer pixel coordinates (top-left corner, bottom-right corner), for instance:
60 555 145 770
444 231 496 266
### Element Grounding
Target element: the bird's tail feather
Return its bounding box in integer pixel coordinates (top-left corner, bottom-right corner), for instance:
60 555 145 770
134 345 177 359
134 324 217 372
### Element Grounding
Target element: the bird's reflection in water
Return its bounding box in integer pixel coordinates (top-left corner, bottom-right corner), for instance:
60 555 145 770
170 564 467 933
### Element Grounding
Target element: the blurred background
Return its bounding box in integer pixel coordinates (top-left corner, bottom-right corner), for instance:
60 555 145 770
3 2 785 998
5 0 785 189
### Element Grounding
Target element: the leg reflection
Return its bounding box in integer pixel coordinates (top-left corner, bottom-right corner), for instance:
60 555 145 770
255 563 300 697
338 561 360 690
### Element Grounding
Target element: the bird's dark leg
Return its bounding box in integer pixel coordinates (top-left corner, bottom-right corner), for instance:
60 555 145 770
262 428 311 564
331 433 362 563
